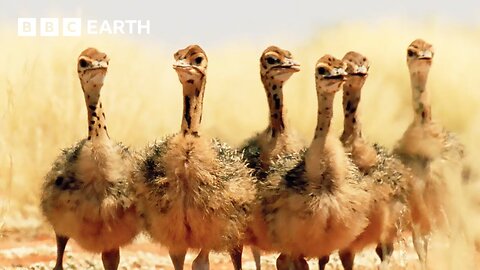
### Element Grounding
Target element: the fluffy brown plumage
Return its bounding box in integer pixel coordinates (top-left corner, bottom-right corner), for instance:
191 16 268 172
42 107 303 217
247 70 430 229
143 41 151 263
134 45 255 270
40 48 140 270
41 140 139 251
136 136 253 251
262 55 371 269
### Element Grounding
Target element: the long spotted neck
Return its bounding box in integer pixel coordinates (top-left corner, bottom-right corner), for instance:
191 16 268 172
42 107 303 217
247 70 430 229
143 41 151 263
181 76 206 136
84 88 110 142
410 66 432 124
312 91 335 148
340 79 365 143
261 74 287 137
305 88 337 184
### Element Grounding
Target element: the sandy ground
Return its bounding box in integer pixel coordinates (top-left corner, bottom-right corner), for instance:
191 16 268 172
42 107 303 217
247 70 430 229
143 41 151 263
0 226 426 270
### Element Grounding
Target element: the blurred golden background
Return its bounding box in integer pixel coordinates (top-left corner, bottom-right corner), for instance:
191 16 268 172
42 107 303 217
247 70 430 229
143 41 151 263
0 21 480 268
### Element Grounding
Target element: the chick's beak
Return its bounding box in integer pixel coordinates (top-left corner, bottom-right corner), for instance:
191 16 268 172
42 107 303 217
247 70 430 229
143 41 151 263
418 50 433 59
90 59 108 69
173 59 191 70
283 59 301 72
333 67 347 77
173 59 206 75
350 65 368 77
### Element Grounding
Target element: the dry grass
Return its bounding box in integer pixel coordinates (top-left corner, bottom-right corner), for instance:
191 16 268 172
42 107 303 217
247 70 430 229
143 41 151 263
0 21 479 268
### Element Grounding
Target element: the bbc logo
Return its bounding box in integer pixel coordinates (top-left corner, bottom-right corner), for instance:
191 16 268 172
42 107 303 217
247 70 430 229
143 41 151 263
18 18 81 37
18 18 151 36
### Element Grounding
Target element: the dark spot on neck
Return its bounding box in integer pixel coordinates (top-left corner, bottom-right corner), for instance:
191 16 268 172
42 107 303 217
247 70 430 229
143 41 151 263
88 105 96 111
273 94 281 110
187 79 194 84
346 100 352 112
184 95 192 129
272 84 277 90
195 88 200 97
349 105 357 114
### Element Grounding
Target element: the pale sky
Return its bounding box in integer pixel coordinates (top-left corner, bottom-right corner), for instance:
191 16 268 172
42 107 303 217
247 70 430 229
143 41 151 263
2 0 479 48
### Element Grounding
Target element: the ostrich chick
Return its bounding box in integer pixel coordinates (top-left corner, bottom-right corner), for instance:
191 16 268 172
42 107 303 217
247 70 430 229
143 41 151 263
263 55 371 270
41 48 140 270
241 45 303 176
240 46 304 270
394 39 466 266
319 51 412 270
135 45 254 270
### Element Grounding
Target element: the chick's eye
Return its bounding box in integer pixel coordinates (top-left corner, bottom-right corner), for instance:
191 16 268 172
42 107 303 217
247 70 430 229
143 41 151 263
317 67 327 75
79 59 88 68
194 57 203 65
266 57 277 65
407 50 415 57
54 176 64 187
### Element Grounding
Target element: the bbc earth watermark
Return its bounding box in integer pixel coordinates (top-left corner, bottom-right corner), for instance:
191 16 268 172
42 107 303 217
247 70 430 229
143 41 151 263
17 18 151 36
